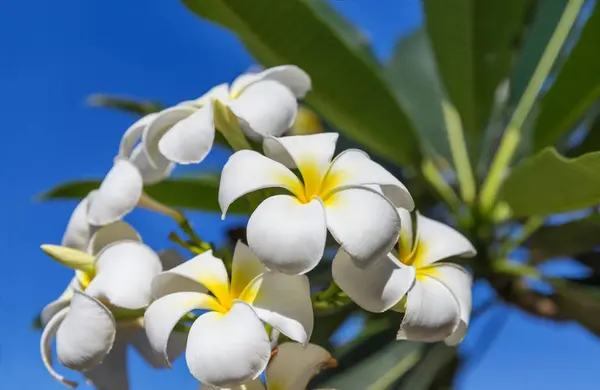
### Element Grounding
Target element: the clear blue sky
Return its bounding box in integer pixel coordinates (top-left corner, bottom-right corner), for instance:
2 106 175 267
1 1 600 389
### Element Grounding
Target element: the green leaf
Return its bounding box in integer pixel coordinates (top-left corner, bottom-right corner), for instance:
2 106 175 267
529 214 600 262
422 0 530 157
39 176 251 214
501 148 600 216
555 283 600 337
87 94 163 116
568 110 600 157
534 3 600 150
182 0 418 165
397 344 457 390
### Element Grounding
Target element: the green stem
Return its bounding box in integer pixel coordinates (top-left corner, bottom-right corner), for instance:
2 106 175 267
499 216 545 257
421 159 461 212
479 0 584 214
179 219 211 252
168 232 203 254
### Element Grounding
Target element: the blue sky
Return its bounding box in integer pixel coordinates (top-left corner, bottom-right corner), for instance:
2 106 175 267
1 1 600 389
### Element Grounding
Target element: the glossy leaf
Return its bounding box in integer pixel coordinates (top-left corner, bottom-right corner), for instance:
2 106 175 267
87 94 163 116
534 3 600 150
182 0 418 165
39 176 250 214
501 148 600 216
423 0 530 157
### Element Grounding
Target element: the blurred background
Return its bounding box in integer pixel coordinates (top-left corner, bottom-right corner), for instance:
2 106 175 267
2 0 600 389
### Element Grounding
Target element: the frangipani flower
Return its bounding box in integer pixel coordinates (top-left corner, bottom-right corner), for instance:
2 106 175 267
332 210 476 344
142 65 311 165
219 133 414 275
87 113 178 227
40 223 186 389
144 242 313 388
199 343 336 390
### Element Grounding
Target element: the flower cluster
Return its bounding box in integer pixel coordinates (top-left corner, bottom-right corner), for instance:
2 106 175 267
39 65 475 389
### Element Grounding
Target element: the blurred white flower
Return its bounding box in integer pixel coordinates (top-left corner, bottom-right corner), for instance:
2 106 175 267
144 242 313 389
198 342 336 390
40 224 186 389
142 65 311 165
333 209 476 344
218 132 414 275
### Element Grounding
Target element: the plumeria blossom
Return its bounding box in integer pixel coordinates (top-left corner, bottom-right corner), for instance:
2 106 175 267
141 65 311 165
86 113 178 227
219 132 414 275
144 241 313 388
40 223 187 389
198 342 336 390
333 209 476 344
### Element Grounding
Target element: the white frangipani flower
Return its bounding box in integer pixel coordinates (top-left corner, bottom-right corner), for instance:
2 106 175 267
198 342 336 390
332 209 476 344
87 113 177 227
141 65 311 165
219 132 414 275
40 224 187 389
144 242 314 389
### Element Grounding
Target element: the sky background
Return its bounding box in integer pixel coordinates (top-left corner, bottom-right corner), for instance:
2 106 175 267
1 0 600 389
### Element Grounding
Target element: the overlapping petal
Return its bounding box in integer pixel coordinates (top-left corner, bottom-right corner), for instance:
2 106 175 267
144 292 222 367
397 276 460 342
247 195 327 275
323 149 414 209
56 291 116 371
83 337 129 390
87 159 143 226
86 242 162 310
131 330 188 369
230 241 266 299
251 272 314 344
228 80 297 140
41 308 77 388
119 113 158 159
325 187 401 268
332 250 415 313
415 214 476 267
130 143 175 185
87 221 141 256
61 192 95 251
40 277 80 326
397 208 415 258
186 301 271 388
231 65 311 99
266 343 334 390
158 101 215 164
219 150 303 217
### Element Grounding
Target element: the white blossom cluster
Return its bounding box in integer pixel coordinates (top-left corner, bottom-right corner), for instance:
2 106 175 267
39 66 475 390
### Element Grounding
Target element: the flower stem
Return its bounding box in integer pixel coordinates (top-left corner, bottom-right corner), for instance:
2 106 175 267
479 0 584 214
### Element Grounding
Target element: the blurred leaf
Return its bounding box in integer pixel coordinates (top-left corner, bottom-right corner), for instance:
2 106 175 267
397 344 457 390
423 0 531 158
576 252 600 274
568 111 600 157
31 314 42 330
534 3 600 150
555 283 600 337
509 1 568 107
310 305 355 350
183 0 419 165
501 148 600 216
87 94 163 116
39 176 251 214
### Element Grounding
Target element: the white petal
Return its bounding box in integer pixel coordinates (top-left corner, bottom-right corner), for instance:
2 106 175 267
151 250 228 303
186 301 271 388
87 221 141 256
87 159 143 226
119 113 158 159
263 133 338 183
131 328 188 369
231 241 266 298
40 308 78 388
142 105 196 167
157 248 186 271
61 192 95 251
415 213 476 266
325 187 401 268
86 241 162 310
247 195 326 275
332 250 415 313
83 337 129 390
231 65 311 99
193 83 231 105
397 208 414 258
219 150 302 217
397 276 460 342
229 80 297 140
130 143 175 185
427 263 473 345
144 292 224 367
323 149 414 210
57 291 116 371
251 272 313 344
158 102 215 164
266 343 334 390
41 277 80 326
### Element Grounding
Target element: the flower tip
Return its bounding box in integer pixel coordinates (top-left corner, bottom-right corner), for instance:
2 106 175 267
324 357 338 369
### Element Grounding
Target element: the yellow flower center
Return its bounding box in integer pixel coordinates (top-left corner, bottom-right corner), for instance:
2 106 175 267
76 269 96 290
397 237 438 280
281 160 344 205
